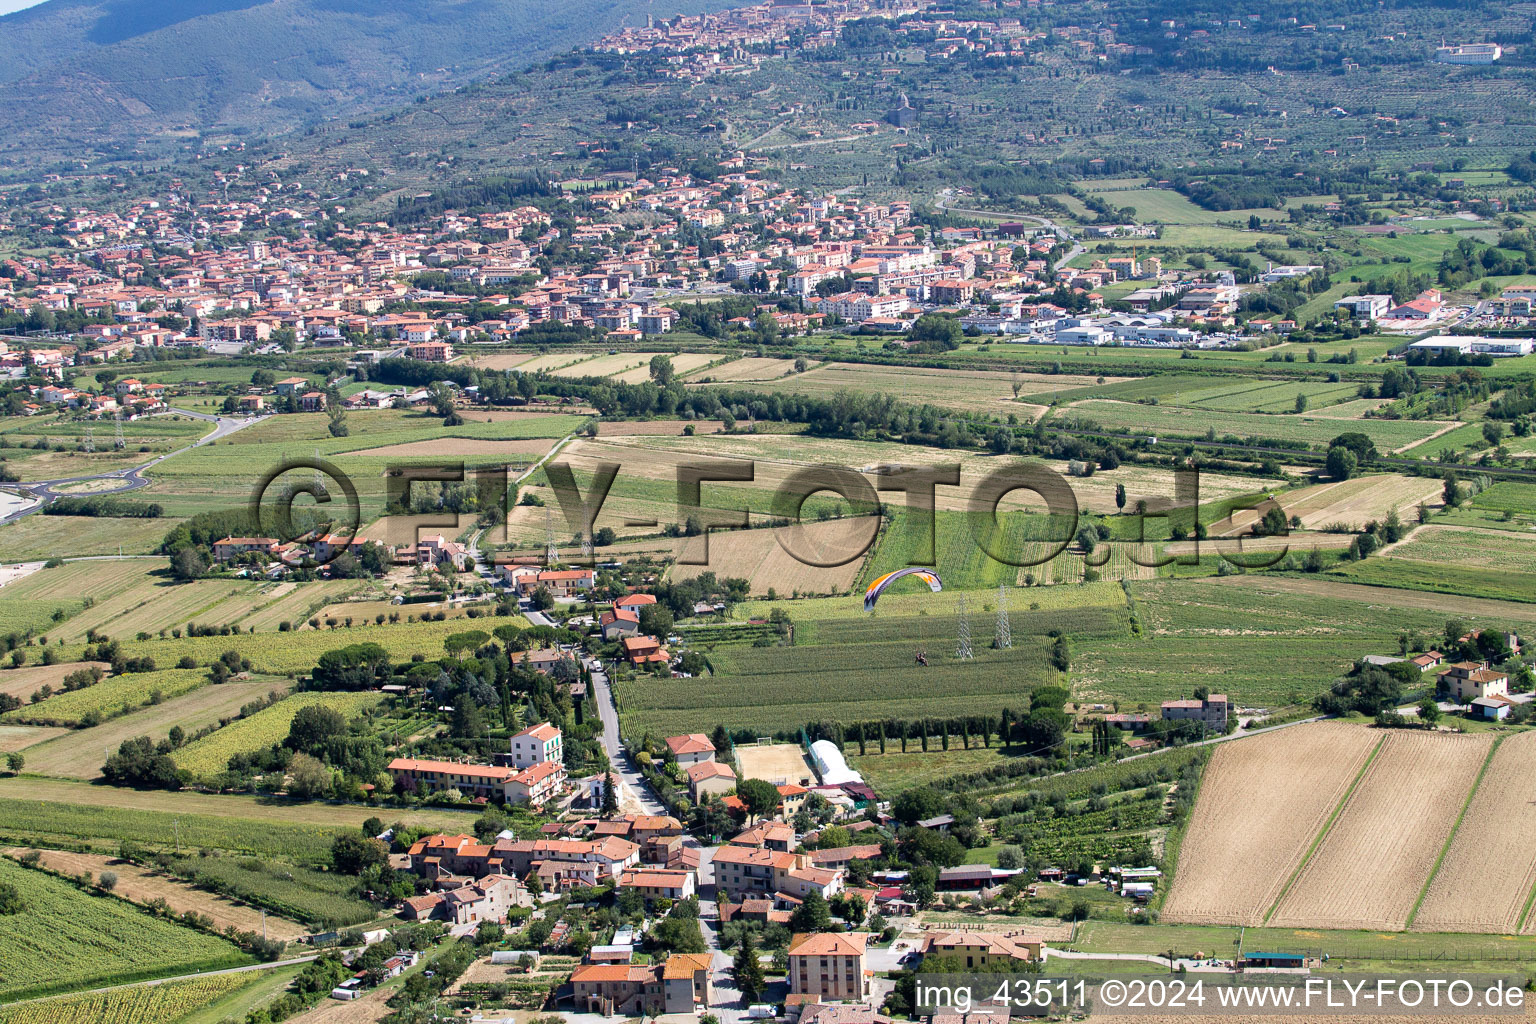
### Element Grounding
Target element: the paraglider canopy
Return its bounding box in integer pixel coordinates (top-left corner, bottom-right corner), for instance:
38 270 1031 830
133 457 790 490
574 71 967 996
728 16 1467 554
863 567 943 611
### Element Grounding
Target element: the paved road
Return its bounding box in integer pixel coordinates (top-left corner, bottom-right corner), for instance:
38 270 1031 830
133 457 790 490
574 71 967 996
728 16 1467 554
0 409 259 522
585 654 668 817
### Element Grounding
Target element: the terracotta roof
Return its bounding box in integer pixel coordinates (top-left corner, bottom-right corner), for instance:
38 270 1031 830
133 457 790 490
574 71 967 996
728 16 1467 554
789 932 868 957
667 733 716 756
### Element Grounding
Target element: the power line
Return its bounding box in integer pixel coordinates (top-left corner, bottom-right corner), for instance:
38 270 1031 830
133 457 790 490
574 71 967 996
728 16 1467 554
993 583 1012 650
954 594 974 660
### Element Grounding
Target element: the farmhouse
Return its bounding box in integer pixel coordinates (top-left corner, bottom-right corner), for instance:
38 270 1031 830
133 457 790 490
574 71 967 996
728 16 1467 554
1438 662 1509 702
1160 694 1229 730
399 874 529 924
212 537 281 561
920 931 1043 967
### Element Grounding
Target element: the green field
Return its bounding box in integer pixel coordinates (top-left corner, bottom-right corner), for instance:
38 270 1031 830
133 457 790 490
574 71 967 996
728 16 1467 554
1051 400 1453 451
1327 557 1536 604
169 852 377 928
1072 577 1458 709
0 972 259 1024
139 408 587 517
172 691 384 779
618 585 1129 735
0 857 252 1001
0 779 476 861
1472 481 1536 517
1 668 208 727
56 613 528 676
0 516 174 562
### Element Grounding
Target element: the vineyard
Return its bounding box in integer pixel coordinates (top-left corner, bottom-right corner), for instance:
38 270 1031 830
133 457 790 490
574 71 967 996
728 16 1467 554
1 668 208 727
0 972 253 1024
170 852 378 928
57 615 529 676
0 858 251 1001
0 797 349 863
172 691 383 779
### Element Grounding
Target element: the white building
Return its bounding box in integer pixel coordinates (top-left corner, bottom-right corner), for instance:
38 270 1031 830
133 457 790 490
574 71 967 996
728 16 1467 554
1436 43 1501 64
1334 294 1392 320
510 722 563 770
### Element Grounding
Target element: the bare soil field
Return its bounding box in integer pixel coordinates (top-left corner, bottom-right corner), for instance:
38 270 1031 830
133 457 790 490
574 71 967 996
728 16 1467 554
687 356 802 381
346 437 559 459
1416 732 1536 934
8 848 309 940
671 518 877 596
595 419 707 436
1162 721 1381 927
0 661 110 702
1269 730 1494 931
611 352 718 383
1161 532 1355 558
550 353 650 379
19 677 292 779
513 352 591 374
464 352 536 370
736 741 815 786
1211 474 1443 535
0 724 67 752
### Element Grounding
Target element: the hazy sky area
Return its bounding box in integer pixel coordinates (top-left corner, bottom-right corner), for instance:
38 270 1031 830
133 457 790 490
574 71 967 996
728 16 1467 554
0 0 44 14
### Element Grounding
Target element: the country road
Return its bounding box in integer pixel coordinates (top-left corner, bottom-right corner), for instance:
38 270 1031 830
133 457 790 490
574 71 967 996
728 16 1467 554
0 409 260 524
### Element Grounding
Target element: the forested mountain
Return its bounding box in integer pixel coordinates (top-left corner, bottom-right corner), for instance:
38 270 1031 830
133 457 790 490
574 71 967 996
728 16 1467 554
0 0 734 145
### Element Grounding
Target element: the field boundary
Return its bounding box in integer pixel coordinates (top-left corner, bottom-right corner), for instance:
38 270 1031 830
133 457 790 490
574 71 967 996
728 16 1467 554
1404 734 1502 930
1519 866 1536 934
1261 732 1383 925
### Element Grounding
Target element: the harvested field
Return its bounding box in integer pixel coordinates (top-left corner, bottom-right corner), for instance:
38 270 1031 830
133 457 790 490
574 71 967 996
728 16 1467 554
1415 731 1536 935
0 725 66 752
1383 524 1536 575
1256 474 1444 532
671 518 877 596
687 356 801 381
735 741 815 786
611 353 717 383
236 580 369 633
0 662 110 702
346 437 559 459
19 677 291 779
1268 730 1494 931
550 353 649 379
595 419 708 436
1162 531 1355 557
9 848 309 940
464 352 536 370
515 352 591 374
1162 721 1381 927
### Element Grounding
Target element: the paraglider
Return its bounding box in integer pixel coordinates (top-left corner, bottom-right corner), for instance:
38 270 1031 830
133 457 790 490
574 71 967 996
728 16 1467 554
863 567 943 612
